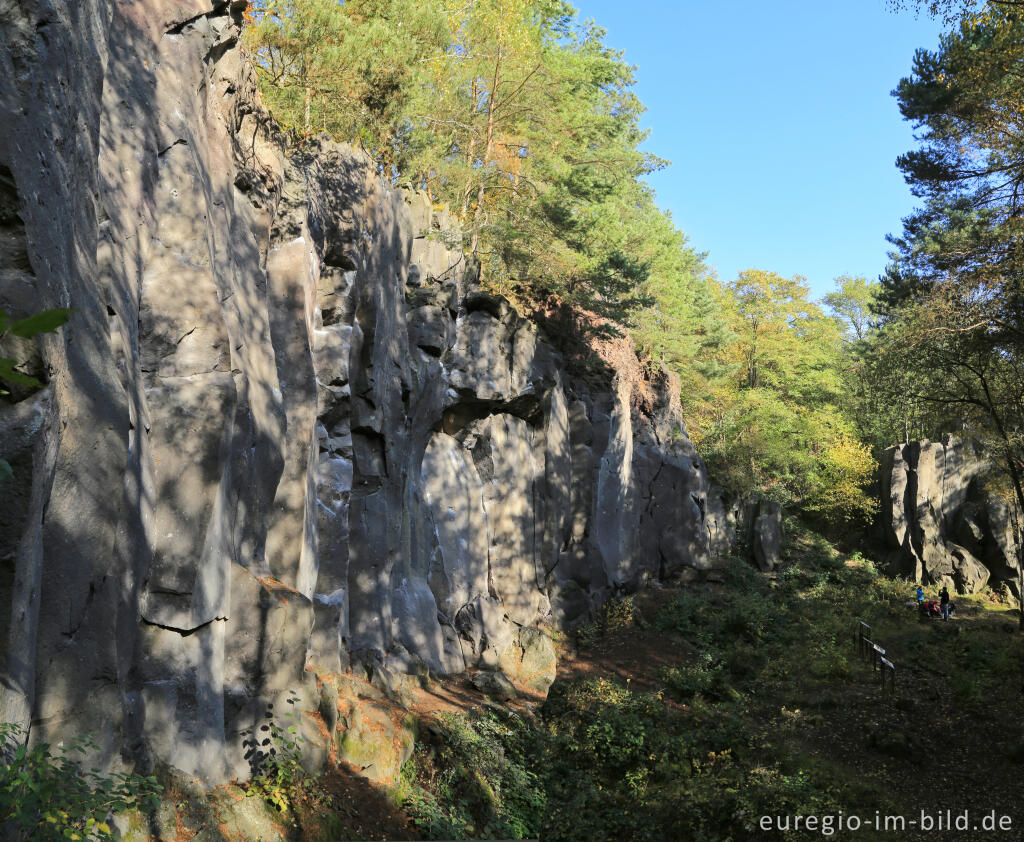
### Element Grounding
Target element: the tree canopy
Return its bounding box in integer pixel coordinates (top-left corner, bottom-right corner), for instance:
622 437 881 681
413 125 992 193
871 2 1024 605
685 271 877 526
243 1 887 526
244 0 714 333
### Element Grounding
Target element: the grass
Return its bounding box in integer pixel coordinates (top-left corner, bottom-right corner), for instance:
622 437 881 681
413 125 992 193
486 521 1022 841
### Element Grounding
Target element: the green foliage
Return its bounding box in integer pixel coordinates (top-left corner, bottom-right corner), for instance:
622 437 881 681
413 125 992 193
540 675 839 842
399 707 544 840
659 655 727 702
396 524 1024 841
3 309 73 339
654 560 780 652
244 1 714 336
688 271 878 524
821 276 906 454
537 531 914 841
823 275 877 343
0 306 69 392
653 589 708 640
0 306 70 483
576 594 637 645
241 693 307 816
244 0 449 156
870 9 1024 587
807 637 853 681
0 307 70 390
0 722 162 841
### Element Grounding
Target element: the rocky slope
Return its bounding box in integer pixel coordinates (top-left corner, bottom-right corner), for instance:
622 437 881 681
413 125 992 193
880 437 1022 600
0 0 770 786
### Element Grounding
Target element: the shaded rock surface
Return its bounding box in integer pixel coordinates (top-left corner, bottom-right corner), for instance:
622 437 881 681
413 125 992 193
881 437 1021 600
705 491 784 572
0 0 753 787
471 670 518 702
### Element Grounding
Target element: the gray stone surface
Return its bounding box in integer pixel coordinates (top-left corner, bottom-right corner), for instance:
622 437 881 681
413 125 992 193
752 500 784 573
880 437 1020 597
472 669 518 701
0 0 745 789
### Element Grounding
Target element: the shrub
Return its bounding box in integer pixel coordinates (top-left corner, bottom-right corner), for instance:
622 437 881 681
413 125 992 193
723 556 764 592
808 638 852 681
724 644 768 685
241 693 307 816
540 677 839 842
577 595 638 646
400 708 544 840
654 591 709 640
0 722 161 841
660 661 717 702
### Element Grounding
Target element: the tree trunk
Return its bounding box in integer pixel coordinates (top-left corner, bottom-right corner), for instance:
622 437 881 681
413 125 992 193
460 79 479 223
469 119 494 255
981 377 1024 630
460 134 476 220
470 53 501 255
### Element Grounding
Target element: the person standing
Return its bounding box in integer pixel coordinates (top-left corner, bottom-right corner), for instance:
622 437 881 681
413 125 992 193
916 585 924 604
940 585 950 621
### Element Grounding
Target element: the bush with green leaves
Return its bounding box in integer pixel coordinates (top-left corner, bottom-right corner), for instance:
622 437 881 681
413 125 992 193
399 707 544 841
576 594 638 646
0 722 161 841
660 655 725 702
399 523 1019 841
653 590 709 641
240 693 307 816
653 562 782 652
539 677 840 842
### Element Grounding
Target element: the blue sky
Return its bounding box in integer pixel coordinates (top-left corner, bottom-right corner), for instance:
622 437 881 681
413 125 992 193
574 1 947 299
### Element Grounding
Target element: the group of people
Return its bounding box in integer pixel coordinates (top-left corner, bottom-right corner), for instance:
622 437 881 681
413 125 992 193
915 585 954 621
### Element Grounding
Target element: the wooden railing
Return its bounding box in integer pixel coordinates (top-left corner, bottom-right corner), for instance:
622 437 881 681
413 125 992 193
855 621 896 694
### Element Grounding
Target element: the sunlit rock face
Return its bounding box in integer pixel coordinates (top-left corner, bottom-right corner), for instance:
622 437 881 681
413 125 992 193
0 0 720 785
881 437 1022 600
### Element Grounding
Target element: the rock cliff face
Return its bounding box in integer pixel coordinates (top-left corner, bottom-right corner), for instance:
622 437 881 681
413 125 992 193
880 437 1022 600
0 1 737 784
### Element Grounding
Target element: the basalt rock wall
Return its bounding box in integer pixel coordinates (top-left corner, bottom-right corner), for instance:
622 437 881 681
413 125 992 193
0 1 726 785
880 437 1022 601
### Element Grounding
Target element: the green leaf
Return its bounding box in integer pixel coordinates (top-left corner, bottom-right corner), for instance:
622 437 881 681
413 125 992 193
0 358 42 388
0 459 13 484
9 308 71 338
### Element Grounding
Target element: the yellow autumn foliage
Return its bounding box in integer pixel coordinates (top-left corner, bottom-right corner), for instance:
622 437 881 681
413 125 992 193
803 433 878 527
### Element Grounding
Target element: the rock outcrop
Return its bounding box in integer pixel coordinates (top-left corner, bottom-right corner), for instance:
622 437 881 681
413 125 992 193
0 0 740 786
881 437 1022 600
705 493 783 572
